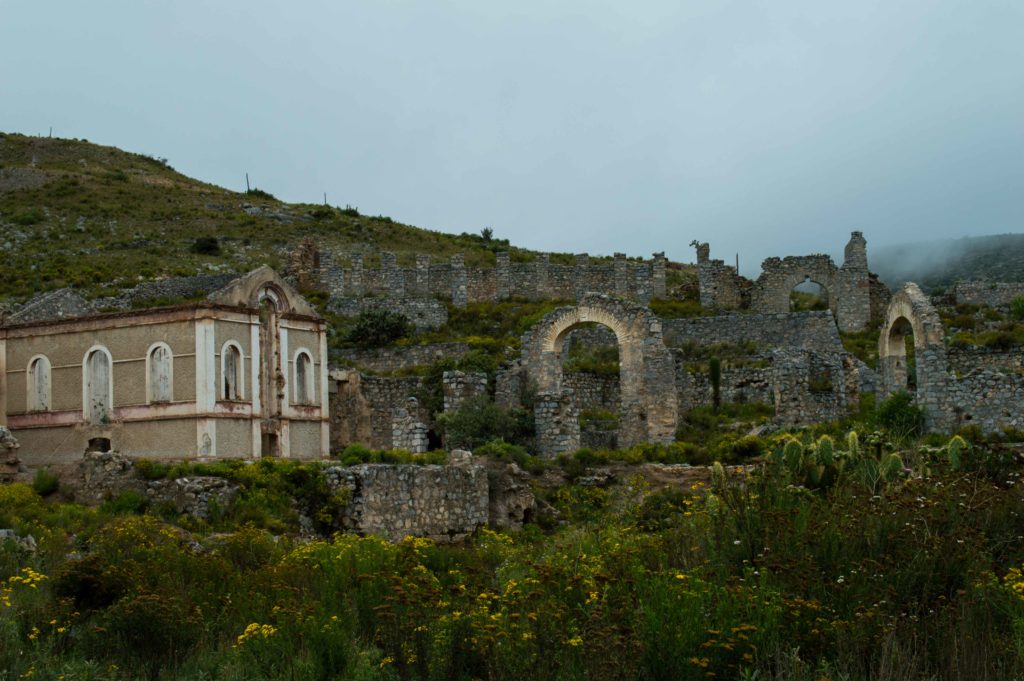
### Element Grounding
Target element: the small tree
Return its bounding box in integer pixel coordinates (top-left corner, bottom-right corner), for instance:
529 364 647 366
346 309 412 348
480 227 494 242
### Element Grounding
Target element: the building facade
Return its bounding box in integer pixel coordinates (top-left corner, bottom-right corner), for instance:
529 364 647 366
0 267 329 464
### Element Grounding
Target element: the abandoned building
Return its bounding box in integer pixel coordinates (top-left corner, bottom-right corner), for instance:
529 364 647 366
694 231 891 332
0 267 330 464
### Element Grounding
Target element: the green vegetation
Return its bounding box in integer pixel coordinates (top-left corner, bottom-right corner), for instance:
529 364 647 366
345 309 413 348
0 134 567 304
436 397 534 451
789 289 828 312
563 341 619 377
4 428 1024 679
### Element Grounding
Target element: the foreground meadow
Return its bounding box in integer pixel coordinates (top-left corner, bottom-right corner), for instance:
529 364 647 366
3 430 1024 681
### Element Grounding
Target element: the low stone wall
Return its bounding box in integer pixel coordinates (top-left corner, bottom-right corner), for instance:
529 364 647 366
947 345 1024 375
662 311 842 353
674 360 774 412
327 296 448 331
333 342 471 373
326 457 489 542
949 369 1024 433
953 282 1024 308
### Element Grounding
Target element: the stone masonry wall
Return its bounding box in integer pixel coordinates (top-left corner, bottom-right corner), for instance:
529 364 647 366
333 342 472 373
953 282 1024 308
325 458 489 542
662 311 843 353
947 345 1024 375
443 371 489 412
293 245 668 309
329 370 427 451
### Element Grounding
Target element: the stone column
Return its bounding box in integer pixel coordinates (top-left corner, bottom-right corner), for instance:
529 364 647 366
381 251 404 298
651 252 667 299
635 264 652 305
535 254 550 300
534 390 580 458
349 253 365 297
451 254 468 307
496 251 512 300
614 253 629 298
415 255 431 298
574 253 589 301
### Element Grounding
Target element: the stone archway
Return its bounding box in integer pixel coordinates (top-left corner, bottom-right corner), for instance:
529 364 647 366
522 294 677 455
751 255 838 315
878 283 950 429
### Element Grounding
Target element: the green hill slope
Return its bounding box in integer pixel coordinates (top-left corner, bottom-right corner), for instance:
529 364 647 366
872 233 1024 291
0 133 552 305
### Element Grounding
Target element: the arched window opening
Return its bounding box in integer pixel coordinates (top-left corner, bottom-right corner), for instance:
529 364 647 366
27 356 51 412
559 323 621 450
790 277 830 312
222 343 244 401
887 317 917 393
294 351 314 405
148 344 173 403
84 347 112 425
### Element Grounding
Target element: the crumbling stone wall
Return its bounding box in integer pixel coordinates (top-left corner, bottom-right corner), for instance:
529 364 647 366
662 310 843 353
327 456 489 542
443 371 489 412
953 282 1024 308
947 346 1024 375
947 370 1024 433
693 241 751 309
534 391 580 456
771 350 853 425
696 232 882 332
391 398 429 453
521 294 677 455
333 342 472 373
290 243 667 309
673 359 775 412
329 370 427 451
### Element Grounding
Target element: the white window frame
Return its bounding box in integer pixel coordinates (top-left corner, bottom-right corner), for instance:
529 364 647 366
220 340 246 401
26 354 52 412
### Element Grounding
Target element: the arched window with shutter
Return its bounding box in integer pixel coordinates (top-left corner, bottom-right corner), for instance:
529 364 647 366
27 355 51 412
147 343 173 403
83 346 113 425
221 342 244 401
293 349 314 405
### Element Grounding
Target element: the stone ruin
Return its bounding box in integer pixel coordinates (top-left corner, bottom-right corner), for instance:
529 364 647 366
695 231 891 332
879 282 1024 433
287 238 668 328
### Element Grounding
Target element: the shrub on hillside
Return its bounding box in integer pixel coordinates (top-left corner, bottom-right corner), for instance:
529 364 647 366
436 397 533 450
190 236 221 255
875 390 925 437
31 468 59 497
346 309 412 347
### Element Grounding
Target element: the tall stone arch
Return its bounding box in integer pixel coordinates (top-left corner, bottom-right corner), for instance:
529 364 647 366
522 294 677 455
878 282 950 430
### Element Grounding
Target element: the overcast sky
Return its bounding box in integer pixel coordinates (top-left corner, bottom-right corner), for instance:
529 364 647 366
2 1 1022 273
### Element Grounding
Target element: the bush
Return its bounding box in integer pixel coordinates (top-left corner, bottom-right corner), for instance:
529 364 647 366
346 309 412 347
11 208 44 225
1011 297 1024 321
190 236 221 255
135 459 171 481
875 391 926 437
436 397 533 450
101 490 149 515
31 468 60 497
246 187 276 200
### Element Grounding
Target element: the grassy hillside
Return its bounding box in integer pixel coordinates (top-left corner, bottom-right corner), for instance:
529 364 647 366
0 133 591 305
